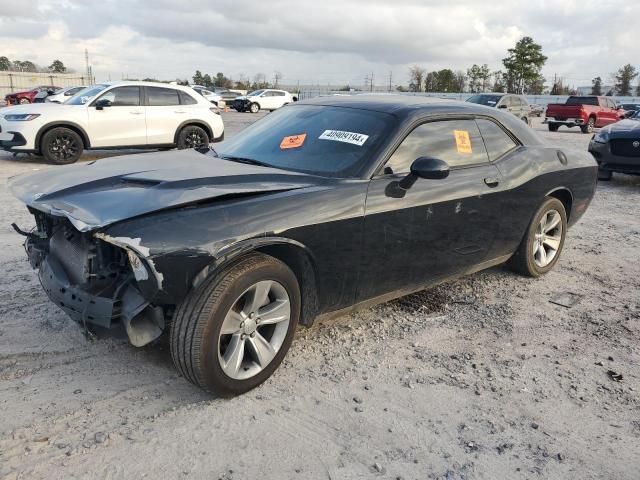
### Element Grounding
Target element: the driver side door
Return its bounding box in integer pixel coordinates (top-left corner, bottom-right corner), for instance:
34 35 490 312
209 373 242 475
86 86 146 147
357 118 504 302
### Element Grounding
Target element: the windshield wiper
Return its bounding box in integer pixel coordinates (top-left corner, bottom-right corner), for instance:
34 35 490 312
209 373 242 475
218 155 272 168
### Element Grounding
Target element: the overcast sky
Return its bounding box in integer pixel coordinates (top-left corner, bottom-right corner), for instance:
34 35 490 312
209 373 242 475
0 0 637 88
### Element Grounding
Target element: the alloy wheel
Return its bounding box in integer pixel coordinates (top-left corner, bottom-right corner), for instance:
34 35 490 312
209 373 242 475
185 130 205 148
218 280 291 380
48 134 78 162
533 209 563 268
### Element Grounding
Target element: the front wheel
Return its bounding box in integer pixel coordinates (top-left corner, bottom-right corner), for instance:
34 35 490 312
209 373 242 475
249 102 260 113
508 197 567 277
177 125 210 149
581 117 595 134
19 98 30 104
170 253 300 395
598 169 612 181
41 127 84 165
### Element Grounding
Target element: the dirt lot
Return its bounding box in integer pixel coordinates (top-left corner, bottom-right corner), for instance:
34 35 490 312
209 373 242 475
0 113 638 480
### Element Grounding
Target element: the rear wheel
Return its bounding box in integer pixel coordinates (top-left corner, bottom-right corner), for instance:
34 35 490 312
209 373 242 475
41 127 83 165
19 98 30 104
170 253 300 395
509 197 567 277
177 125 210 149
548 123 559 132
581 117 595 134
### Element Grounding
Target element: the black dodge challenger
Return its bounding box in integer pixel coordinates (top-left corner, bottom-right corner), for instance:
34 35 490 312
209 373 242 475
588 110 640 180
9 96 597 395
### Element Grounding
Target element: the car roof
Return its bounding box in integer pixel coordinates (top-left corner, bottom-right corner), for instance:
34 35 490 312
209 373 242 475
101 80 198 93
299 94 498 115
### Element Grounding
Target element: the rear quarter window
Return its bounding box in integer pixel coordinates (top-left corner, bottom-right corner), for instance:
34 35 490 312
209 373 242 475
476 119 519 161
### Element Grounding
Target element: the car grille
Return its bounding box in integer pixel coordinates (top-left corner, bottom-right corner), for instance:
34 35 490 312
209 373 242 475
610 139 640 157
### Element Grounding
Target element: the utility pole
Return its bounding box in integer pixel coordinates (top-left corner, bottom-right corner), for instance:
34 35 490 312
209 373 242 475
84 48 90 84
388 71 393 92
370 72 374 92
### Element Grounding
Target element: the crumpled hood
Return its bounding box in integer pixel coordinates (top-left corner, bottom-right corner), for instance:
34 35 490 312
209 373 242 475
606 119 640 138
9 149 316 232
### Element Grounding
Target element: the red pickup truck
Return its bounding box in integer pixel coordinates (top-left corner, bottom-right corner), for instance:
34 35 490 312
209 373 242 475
4 85 60 105
545 96 624 133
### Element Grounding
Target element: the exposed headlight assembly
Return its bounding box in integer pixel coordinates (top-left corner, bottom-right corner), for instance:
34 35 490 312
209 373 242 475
593 129 610 144
4 113 41 121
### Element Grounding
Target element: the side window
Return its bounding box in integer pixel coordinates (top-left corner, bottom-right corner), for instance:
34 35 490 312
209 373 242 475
95 86 140 106
147 87 180 106
274 91 285 96
178 91 198 105
385 119 489 174
476 118 519 161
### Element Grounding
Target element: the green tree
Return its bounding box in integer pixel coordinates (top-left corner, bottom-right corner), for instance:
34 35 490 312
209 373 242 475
502 36 547 94
202 73 213 88
192 70 205 86
591 77 603 95
492 70 506 92
526 73 545 94
614 64 638 96
0 56 10 71
467 64 491 92
48 59 66 73
12 60 37 72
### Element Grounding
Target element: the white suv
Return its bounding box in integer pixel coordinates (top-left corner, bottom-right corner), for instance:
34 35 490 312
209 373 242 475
233 89 295 113
0 81 224 164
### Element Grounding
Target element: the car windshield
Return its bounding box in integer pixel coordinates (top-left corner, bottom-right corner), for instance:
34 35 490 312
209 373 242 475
215 104 394 177
65 85 108 105
247 90 264 97
466 94 502 106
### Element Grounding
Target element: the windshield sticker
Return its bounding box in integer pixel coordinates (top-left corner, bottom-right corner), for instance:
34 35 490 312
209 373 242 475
454 130 472 154
319 130 369 146
280 133 307 150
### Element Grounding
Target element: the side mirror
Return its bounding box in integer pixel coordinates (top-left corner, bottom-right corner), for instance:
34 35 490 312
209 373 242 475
398 157 450 190
95 99 112 110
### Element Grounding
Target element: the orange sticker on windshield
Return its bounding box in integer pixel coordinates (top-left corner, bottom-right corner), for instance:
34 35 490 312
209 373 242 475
454 130 472 154
280 134 307 150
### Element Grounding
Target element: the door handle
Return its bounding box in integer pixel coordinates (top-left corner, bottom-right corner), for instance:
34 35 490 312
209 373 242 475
129 111 144 115
174 110 187 114
484 177 500 188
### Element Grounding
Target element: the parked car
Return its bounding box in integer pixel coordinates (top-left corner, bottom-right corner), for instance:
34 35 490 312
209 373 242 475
215 89 243 103
545 96 624 133
0 81 224 164
588 110 640 180
466 93 531 125
618 103 640 118
5 85 61 105
8 95 597 395
46 86 86 104
191 86 223 106
233 89 295 113
530 104 545 117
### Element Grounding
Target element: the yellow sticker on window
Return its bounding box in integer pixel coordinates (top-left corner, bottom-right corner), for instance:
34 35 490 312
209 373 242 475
280 133 307 150
454 130 472 154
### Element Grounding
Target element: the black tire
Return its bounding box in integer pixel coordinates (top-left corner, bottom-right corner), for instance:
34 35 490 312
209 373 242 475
598 169 612 181
170 253 301 396
176 125 210 150
508 197 567 278
548 123 560 132
581 117 595 134
249 102 260 114
41 127 84 165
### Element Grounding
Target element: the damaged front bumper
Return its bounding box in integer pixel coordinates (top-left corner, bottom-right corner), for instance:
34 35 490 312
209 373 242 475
23 217 167 347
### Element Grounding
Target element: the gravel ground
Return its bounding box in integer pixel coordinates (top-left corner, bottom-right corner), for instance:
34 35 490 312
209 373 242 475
0 113 638 480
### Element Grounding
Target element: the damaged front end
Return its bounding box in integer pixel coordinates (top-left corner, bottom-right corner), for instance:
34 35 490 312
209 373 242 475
17 208 166 346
